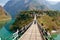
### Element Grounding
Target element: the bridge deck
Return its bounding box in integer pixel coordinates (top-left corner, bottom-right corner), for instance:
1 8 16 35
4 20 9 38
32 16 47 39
18 22 43 40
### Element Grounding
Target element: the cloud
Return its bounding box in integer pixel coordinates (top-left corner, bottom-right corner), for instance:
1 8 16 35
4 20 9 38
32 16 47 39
46 0 60 5
0 0 9 7
46 0 60 2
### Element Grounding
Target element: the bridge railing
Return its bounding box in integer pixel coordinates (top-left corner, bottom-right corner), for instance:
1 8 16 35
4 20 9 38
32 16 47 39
37 21 54 40
37 22 46 40
17 21 33 39
0 21 33 40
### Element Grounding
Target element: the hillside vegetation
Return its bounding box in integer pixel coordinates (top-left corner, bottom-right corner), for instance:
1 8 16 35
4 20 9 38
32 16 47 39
37 10 60 34
10 11 33 32
0 6 11 28
44 11 60 27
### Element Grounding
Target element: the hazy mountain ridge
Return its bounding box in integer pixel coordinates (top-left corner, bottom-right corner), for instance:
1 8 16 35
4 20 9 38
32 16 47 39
45 1 60 10
29 0 49 10
4 0 32 18
51 2 60 10
4 0 48 18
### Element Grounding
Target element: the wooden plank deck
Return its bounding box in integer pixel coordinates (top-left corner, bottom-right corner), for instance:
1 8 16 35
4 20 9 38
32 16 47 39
18 15 43 40
18 21 43 40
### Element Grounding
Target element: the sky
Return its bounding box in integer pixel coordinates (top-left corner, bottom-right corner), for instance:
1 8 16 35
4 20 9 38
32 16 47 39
46 0 60 5
0 0 9 7
0 0 60 7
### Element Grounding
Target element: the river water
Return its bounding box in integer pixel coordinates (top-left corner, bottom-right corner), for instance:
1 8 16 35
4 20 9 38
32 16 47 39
0 19 15 40
54 34 60 40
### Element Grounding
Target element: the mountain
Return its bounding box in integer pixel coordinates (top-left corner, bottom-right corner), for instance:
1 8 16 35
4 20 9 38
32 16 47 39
29 0 49 10
4 0 32 18
4 0 48 18
50 2 60 10
45 1 60 10
0 6 11 20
